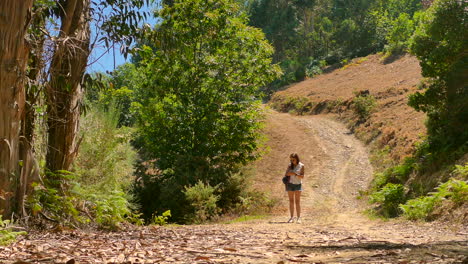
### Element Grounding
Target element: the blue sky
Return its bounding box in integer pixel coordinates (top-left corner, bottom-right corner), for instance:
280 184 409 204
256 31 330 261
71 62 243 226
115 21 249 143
87 2 159 73
87 45 127 73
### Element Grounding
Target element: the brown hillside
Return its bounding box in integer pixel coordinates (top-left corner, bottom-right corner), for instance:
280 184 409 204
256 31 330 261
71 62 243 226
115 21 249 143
270 54 427 162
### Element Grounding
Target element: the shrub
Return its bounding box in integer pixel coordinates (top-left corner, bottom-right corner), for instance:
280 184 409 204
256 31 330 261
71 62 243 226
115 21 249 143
28 104 141 229
270 96 313 115
438 179 468 205
183 181 220 224
453 163 468 179
74 104 137 191
370 183 406 217
400 178 468 220
305 59 327 78
152 210 171 226
73 104 139 229
353 94 377 119
400 195 438 220
85 190 140 229
27 171 85 225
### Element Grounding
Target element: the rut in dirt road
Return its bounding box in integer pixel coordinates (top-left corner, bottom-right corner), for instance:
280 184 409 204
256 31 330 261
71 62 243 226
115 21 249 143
297 116 373 215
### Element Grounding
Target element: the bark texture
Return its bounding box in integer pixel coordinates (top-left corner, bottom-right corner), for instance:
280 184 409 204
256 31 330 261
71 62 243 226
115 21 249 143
0 0 34 216
46 0 91 172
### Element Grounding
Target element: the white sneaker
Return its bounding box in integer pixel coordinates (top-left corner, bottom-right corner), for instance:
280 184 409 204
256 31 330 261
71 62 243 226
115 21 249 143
287 217 295 223
296 217 302 223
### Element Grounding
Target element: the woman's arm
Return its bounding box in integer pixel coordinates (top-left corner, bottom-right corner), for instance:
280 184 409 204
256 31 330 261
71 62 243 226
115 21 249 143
297 165 305 179
285 166 295 176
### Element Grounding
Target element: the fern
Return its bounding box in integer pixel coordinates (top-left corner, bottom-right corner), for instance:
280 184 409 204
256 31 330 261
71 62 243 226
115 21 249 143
0 216 27 246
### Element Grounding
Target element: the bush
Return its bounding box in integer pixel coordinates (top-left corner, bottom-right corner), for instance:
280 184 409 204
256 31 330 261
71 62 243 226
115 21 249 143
453 163 468 179
85 190 140 229
270 96 313 115
305 59 327 78
152 210 171 226
400 195 438 220
27 171 85 225
27 104 141 229
353 94 377 119
184 181 220 224
400 178 468 220
370 183 406 217
74 104 137 191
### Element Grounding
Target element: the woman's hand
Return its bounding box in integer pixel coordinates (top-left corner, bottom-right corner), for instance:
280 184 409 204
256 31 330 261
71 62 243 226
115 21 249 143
286 172 296 176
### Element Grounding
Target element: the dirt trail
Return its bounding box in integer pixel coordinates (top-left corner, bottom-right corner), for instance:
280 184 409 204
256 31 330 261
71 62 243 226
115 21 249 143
1 110 466 264
211 110 468 263
253 109 373 224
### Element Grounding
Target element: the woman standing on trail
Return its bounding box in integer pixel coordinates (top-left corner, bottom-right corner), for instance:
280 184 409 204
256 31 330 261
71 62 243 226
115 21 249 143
284 153 305 223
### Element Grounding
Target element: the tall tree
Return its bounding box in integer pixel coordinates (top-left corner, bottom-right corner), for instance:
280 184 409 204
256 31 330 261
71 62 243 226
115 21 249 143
134 0 280 221
0 0 35 217
44 0 152 173
409 0 467 149
45 0 92 172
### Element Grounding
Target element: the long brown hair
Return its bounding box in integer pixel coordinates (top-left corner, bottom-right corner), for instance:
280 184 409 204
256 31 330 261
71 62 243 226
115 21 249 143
289 153 300 169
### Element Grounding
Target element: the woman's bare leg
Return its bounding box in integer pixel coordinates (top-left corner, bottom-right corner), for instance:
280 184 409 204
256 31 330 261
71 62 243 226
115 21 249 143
288 191 295 218
294 191 301 218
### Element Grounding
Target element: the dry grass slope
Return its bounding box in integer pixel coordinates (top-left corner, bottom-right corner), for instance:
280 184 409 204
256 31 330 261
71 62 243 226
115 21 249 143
270 54 426 164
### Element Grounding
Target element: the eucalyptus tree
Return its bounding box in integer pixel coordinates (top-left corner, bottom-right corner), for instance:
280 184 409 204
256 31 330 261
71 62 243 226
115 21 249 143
44 0 152 173
0 0 153 217
0 0 35 217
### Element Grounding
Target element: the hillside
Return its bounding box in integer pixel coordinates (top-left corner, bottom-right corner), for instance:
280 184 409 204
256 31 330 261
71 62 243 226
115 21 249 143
270 54 426 163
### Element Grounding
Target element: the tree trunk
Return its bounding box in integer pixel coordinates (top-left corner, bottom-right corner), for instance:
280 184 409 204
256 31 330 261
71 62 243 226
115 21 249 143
0 0 34 217
46 0 91 173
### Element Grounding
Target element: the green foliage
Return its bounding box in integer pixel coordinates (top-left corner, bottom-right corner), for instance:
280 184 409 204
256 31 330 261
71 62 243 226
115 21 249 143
0 216 27 246
454 163 468 179
27 171 85 225
352 94 377 119
232 190 274 215
27 104 141 229
183 181 220 223
384 13 415 56
247 0 425 96
73 104 139 229
270 96 313 115
370 183 406 217
85 190 140 229
400 195 438 220
282 59 306 83
400 179 468 220
152 210 171 226
74 104 137 191
371 157 416 190
249 0 300 62
305 59 327 78
409 0 468 151
132 0 279 222
444 179 468 205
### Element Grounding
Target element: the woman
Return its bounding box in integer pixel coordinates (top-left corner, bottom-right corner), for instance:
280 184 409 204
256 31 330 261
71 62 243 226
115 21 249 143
284 153 304 223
